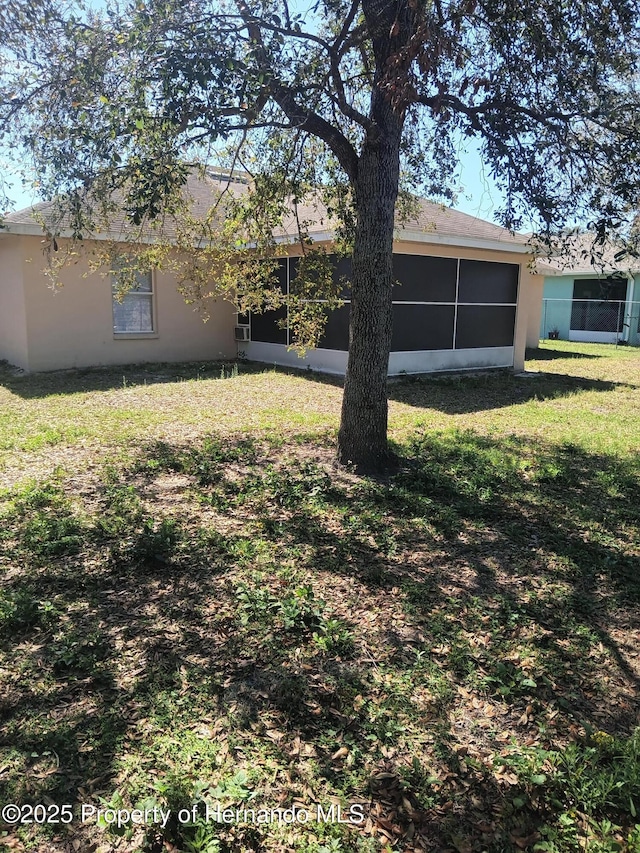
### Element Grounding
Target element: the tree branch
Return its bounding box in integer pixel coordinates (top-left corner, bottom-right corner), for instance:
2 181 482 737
234 0 360 181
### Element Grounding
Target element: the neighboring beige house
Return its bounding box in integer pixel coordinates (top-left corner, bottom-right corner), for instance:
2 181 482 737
0 171 543 375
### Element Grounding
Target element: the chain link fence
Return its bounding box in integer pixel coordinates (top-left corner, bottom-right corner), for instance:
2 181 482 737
540 299 640 345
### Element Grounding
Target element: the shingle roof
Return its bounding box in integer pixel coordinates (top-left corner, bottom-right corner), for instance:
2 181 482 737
1 171 249 242
2 170 529 252
274 194 528 248
400 199 529 245
539 232 639 276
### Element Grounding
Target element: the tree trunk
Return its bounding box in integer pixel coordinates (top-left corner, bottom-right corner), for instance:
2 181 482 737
337 130 402 472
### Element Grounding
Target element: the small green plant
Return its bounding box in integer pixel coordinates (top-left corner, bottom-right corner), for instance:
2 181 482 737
279 584 323 631
22 511 85 558
96 790 131 838
481 660 538 699
218 362 239 380
132 517 181 560
262 462 335 509
96 481 145 535
235 581 279 626
398 757 441 810
50 628 110 674
184 822 221 853
556 731 640 818
235 579 324 633
534 811 581 852
313 618 355 657
499 731 640 850
3 481 85 560
0 588 42 635
209 769 253 802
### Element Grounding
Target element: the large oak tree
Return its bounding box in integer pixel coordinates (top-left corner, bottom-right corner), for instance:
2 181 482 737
1 0 639 469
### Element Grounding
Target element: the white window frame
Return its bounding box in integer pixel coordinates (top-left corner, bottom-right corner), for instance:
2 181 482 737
112 268 158 338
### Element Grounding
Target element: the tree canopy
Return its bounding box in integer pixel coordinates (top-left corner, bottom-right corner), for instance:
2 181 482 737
1 0 639 468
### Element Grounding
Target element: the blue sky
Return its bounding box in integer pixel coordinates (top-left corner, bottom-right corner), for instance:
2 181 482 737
2 141 504 222
1 0 505 225
450 142 503 222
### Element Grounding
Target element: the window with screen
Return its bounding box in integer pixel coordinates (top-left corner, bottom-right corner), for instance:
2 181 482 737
112 269 154 334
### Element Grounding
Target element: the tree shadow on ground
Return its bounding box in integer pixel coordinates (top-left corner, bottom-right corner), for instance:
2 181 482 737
0 358 274 400
1 430 639 851
525 346 603 361
386 369 636 414
3 356 636 424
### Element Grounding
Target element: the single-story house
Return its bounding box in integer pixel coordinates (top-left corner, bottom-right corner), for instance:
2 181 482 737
539 236 640 345
0 171 544 374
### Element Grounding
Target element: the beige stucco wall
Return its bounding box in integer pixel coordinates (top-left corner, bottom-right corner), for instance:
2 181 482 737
18 237 236 372
0 235 30 370
514 268 544 370
523 269 544 350
3 230 544 373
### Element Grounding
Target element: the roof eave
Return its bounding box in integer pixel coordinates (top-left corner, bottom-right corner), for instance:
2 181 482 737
543 265 638 277
0 222 45 237
396 228 530 254
2 221 533 256
0 222 169 245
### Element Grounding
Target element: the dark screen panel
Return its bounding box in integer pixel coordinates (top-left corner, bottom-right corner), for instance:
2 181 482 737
318 303 350 350
392 255 457 303
288 256 299 290
458 260 518 304
391 304 455 351
455 305 516 349
289 254 352 299
333 256 352 299
250 259 287 343
250 307 287 344
572 277 627 302
274 258 288 292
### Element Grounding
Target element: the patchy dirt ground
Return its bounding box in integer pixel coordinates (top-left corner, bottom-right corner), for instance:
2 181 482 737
1 347 639 853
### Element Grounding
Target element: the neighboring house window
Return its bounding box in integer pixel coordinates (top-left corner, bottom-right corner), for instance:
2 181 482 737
112 270 155 334
570 277 627 333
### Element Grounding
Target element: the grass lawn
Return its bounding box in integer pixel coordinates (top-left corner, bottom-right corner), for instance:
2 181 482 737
0 341 639 853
